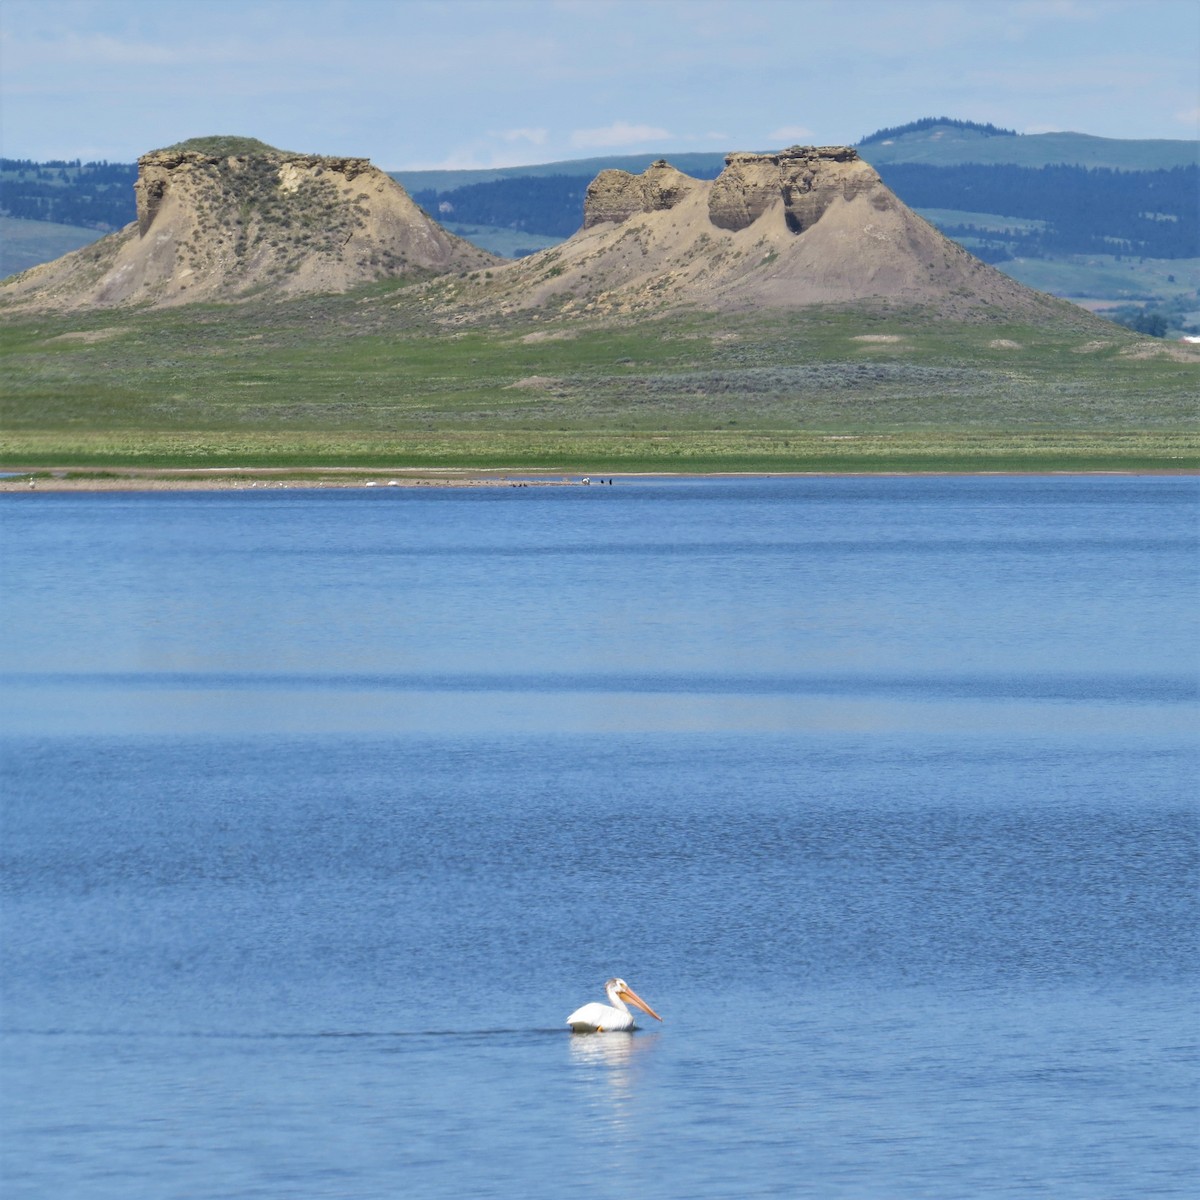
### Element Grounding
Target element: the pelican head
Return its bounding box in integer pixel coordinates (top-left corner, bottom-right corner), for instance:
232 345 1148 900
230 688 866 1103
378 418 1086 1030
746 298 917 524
605 978 663 1022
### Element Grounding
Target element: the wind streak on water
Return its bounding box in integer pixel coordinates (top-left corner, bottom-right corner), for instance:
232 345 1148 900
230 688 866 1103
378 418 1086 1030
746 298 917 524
5 668 1195 700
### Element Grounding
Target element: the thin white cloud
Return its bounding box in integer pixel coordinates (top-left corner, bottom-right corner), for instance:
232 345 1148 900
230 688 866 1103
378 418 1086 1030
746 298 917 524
569 121 671 149
767 125 815 145
1012 0 1105 22
673 130 733 147
1174 105 1200 130
407 134 563 171
78 31 178 65
14 29 180 68
498 128 549 144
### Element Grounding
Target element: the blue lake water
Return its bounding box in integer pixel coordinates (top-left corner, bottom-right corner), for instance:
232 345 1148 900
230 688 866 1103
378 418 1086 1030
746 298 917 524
1 476 1197 1198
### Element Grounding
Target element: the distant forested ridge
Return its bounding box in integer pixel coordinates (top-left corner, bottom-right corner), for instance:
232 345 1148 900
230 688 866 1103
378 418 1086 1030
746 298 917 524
3 151 1196 265
413 160 1197 260
411 175 594 239
875 162 1199 260
0 159 138 229
411 163 725 240
858 117 1018 145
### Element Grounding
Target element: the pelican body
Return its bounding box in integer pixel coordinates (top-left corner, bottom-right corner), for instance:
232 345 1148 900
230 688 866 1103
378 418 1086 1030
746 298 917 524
567 977 663 1033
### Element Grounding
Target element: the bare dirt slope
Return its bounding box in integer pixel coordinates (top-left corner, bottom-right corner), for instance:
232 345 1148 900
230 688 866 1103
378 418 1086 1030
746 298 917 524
0 139 498 310
461 147 1065 321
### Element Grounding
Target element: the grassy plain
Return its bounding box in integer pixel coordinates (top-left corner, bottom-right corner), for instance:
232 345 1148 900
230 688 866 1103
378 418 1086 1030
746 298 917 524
1000 256 1200 305
2 283 1197 474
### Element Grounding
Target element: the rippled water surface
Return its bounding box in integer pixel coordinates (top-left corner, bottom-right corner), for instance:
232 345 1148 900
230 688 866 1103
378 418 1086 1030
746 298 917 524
1 477 1197 1198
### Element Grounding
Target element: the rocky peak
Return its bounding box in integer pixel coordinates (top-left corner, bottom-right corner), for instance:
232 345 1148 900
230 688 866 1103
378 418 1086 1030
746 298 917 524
583 159 700 228
708 145 879 233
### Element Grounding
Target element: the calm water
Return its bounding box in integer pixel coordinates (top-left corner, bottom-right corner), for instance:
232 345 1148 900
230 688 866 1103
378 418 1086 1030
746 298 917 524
1 477 1197 1198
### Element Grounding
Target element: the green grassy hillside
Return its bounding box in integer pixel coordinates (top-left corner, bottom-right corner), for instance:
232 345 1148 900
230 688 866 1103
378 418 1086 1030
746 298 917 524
2 285 1195 475
997 256 1200 303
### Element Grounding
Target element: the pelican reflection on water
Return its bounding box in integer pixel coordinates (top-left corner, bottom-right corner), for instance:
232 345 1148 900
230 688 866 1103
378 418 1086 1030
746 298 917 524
567 978 662 1033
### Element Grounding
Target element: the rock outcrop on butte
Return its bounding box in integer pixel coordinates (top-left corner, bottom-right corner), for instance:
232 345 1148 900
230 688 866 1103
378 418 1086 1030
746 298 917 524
480 145 1059 319
583 160 700 228
707 146 872 233
1 137 498 309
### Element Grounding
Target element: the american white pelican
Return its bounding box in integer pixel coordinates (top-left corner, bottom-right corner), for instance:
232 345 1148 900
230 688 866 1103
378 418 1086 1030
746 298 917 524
567 978 663 1033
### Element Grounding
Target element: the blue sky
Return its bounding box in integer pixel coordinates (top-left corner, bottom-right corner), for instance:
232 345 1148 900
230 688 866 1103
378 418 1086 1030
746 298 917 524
2 0 1197 168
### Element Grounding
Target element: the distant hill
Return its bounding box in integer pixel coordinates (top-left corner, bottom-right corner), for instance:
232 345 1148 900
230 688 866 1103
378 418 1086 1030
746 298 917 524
404 160 1199 262
391 126 1199 275
859 117 1019 144
393 125 1198 195
6 124 1192 242
855 119 1199 170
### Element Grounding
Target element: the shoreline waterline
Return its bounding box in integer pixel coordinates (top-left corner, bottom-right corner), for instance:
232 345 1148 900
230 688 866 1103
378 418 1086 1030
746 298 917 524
2 465 1198 491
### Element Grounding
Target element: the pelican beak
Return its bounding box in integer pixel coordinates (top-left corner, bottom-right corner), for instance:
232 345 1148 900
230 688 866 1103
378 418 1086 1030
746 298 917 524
618 985 663 1022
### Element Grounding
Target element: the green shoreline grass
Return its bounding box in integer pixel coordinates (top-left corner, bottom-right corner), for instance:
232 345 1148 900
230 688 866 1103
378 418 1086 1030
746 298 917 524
3 430 1196 475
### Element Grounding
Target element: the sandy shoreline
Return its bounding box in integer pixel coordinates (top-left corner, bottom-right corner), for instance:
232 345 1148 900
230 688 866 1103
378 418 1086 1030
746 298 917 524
0 468 593 492
1 465 1195 492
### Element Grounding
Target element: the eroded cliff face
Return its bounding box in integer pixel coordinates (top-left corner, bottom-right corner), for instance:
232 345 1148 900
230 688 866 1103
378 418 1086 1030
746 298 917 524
712 146 882 232
583 160 699 228
582 146 886 236
3 143 498 310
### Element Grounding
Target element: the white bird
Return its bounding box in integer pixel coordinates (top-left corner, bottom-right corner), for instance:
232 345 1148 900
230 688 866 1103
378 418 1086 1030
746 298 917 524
566 977 663 1033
